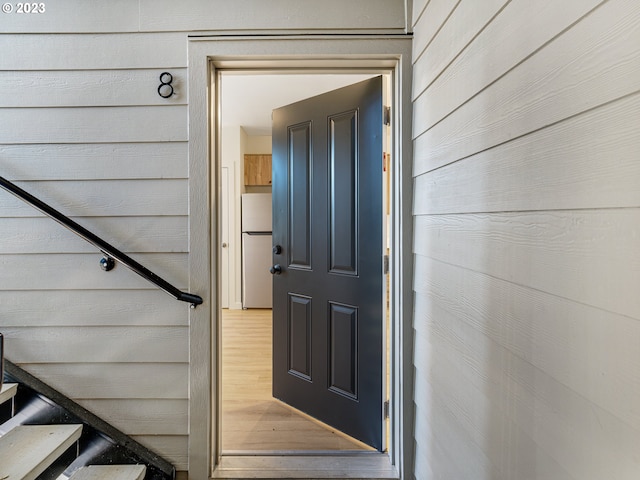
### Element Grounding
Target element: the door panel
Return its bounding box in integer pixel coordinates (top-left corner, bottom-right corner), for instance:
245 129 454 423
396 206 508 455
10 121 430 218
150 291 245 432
288 122 312 269
288 293 312 381
328 302 358 399
329 110 358 275
272 76 384 450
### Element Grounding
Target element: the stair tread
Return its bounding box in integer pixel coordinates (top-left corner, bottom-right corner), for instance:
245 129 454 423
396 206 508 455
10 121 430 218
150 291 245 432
69 465 146 480
0 383 18 405
0 424 82 480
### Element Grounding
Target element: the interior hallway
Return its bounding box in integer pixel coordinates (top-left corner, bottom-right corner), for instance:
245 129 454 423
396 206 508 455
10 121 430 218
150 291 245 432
220 308 373 452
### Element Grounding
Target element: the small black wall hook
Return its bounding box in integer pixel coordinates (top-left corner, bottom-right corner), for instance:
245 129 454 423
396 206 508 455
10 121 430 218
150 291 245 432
158 72 174 98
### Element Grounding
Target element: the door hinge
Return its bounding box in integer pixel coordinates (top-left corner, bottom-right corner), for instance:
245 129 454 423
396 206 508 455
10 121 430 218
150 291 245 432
384 400 390 419
384 106 391 126
383 254 389 275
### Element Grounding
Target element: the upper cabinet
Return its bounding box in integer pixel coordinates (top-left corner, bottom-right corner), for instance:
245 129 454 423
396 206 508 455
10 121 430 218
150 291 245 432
244 154 272 186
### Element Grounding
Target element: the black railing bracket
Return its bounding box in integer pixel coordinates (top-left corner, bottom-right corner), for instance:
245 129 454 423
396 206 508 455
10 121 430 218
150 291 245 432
100 255 116 272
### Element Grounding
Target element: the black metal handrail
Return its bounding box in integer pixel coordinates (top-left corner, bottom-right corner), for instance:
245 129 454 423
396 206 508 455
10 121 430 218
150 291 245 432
0 176 203 307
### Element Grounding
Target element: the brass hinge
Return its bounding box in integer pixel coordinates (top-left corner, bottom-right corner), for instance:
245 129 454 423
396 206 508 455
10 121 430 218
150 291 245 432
384 106 391 126
384 400 390 419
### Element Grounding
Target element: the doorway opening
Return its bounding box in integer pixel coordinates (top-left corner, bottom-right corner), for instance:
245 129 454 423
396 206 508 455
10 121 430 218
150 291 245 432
217 72 391 455
214 69 403 479
186 36 414 479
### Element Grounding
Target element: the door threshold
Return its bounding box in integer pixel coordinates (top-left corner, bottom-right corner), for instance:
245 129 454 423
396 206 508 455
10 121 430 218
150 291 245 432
221 450 384 456
213 453 398 479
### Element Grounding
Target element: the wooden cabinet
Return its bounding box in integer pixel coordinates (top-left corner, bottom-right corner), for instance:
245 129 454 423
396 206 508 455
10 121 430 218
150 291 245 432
244 154 272 186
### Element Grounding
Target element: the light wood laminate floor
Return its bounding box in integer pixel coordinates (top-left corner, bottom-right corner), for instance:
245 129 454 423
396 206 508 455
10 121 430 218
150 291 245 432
221 308 373 452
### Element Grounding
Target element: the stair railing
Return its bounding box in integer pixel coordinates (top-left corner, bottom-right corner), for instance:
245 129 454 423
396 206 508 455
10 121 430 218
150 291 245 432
0 176 203 308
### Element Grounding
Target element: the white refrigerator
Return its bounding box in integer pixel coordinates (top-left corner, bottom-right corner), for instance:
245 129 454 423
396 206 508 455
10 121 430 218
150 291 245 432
241 193 273 308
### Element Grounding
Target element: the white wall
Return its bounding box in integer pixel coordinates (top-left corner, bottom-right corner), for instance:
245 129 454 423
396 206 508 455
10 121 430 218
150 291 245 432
220 128 271 310
244 135 272 155
411 1 640 479
0 1 408 472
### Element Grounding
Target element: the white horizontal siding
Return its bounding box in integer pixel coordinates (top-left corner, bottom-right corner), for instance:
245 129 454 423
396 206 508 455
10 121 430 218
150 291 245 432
0 253 188 290
22 363 188 399
133 436 187 471
0 0 406 33
0 180 188 217
77 399 188 435
411 0 508 97
414 255 640 434
411 0 640 479
414 210 640 318
0 1 140 33
138 0 406 32
414 356 575 480
412 0 604 103
414 286 640 480
0 28 193 470
0 69 187 107
411 0 430 26
0 143 187 180
0 290 188 327
414 0 640 175
413 92 640 214
4 326 188 363
411 0 459 66
0 106 187 144
0 33 187 70
0 217 187 253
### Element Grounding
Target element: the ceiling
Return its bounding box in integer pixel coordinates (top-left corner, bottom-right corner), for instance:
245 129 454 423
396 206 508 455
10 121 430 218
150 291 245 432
220 73 378 136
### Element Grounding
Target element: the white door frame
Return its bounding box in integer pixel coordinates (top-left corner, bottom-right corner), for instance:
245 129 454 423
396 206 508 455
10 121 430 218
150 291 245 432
187 35 414 479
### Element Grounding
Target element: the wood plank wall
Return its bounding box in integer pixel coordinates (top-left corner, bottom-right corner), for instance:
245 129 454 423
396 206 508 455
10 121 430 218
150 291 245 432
410 0 640 479
0 1 408 472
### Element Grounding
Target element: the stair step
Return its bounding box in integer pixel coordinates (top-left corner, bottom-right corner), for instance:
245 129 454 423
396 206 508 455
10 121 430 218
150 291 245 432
0 424 82 480
68 465 147 480
0 383 18 406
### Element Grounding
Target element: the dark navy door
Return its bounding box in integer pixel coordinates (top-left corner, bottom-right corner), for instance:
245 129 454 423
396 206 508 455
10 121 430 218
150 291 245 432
271 77 384 450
